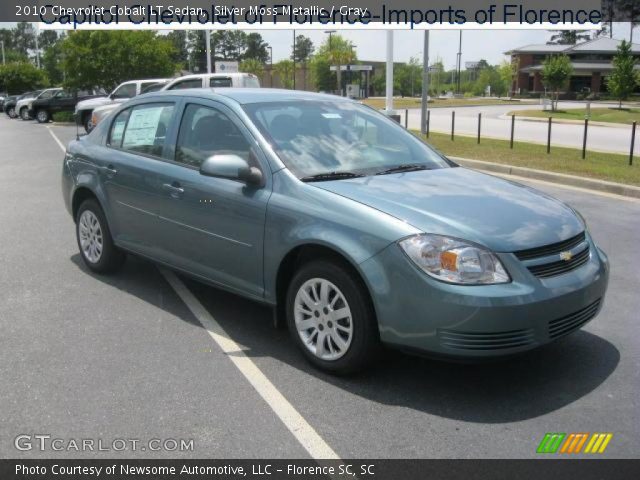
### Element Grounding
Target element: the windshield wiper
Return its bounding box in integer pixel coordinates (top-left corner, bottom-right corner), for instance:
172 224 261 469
300 171 365 182
375 164 432 175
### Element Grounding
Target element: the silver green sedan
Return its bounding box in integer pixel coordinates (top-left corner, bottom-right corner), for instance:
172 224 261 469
61 89 609 373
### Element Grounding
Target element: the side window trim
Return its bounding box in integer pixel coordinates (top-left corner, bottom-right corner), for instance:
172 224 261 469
107 107 131 148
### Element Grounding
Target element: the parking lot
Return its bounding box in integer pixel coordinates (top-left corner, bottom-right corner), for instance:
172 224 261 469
1 114 639 459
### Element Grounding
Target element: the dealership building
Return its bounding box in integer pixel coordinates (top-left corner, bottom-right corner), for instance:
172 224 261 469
506 37 640 96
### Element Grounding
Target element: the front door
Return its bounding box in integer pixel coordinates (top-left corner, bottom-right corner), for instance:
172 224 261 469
154 100 271 298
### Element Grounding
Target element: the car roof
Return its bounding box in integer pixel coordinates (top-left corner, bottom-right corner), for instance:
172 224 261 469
142 88 353 105
172 73 256 80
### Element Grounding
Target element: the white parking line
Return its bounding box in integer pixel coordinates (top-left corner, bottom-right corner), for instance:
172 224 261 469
46 127 340 460
160 269 340 461
47 126 67 152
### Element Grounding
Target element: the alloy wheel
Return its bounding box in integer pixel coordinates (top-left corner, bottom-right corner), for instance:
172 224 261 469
78 210 104 264
294 278 353 361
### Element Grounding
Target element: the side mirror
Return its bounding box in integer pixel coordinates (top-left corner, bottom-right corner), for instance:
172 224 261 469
200 154 264 187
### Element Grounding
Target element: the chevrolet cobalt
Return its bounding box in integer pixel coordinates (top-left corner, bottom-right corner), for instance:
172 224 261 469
61 89 609 373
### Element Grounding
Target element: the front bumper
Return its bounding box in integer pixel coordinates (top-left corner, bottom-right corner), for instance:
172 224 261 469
359 232 609 358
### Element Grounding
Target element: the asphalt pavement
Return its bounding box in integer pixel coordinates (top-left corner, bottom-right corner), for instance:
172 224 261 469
1 115 638 459
406 101 640 155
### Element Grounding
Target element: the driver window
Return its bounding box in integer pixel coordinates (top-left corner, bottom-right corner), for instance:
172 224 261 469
111 83 136 99
175 104 251 168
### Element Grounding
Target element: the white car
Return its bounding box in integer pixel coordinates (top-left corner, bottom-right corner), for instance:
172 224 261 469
16 88 62 120
163 73 260 90
89 73 261 131
75 78 168 132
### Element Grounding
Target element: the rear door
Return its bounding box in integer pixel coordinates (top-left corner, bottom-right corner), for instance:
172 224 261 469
152 99 271 298
99 101 178 257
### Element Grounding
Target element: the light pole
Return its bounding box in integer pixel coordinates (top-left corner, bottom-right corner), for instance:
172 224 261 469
267 45 273 87
456 30 462 95
324 30 336 93
292 30 296 90
1 40 5 65
421 32 430 135
205 30 212 73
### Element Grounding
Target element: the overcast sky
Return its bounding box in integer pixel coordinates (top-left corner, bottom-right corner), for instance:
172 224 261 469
1 22 635 68
259 24 635 67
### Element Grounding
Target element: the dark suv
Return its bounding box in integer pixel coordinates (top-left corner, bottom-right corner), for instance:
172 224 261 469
29 88 105 123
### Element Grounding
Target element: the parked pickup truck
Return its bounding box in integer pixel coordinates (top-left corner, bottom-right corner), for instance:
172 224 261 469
29 88 105 123
75 78 169 132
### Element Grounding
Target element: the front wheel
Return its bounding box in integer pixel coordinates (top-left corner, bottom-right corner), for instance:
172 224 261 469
76 199 125 274
20 107 31 120
83 113 93 133
286 259 379 374
36 109 50 123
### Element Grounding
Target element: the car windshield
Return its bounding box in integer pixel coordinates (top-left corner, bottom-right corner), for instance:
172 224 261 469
243 100 450 179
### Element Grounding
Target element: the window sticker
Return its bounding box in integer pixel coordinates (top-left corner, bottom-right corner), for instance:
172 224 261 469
321 113 342 119
123 106 164 147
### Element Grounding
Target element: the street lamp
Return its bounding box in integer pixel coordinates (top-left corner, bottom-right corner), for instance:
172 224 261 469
324 30 337 94
1 40 5 65
267 45 273 87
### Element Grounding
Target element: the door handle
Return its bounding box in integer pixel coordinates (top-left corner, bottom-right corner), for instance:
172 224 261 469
162 182 185 198
102 165 117 176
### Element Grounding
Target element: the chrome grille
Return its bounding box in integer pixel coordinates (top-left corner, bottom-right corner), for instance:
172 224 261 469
549 299 601 339
514 232 586 261
438 328 535 351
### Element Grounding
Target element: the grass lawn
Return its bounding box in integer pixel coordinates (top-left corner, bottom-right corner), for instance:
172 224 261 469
509 107 640 125
363 97 531 110
414 130 640 186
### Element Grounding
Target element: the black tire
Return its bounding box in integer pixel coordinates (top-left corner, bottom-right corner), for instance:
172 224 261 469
7 107 16 118
76 198 125 274
36 109 50 123
83 113 93 133
286 259 379 374
20 107 30 120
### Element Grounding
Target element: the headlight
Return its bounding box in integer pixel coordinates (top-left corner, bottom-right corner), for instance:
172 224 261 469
399 234 510 285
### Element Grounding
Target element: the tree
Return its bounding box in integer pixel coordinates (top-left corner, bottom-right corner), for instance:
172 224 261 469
214 31 248 60
547 30 590 45
309 55 335 92
498 59 518 97
274 60 295 89
61 31 177 91
166 31 188 70
12 22 36 56
0 62 48 94
541 55 573 110
239 58 264 78
244 33 269 63
608 40 639 108
617 0 640 42
186 31 206 72
311 34 356 93
394 57 422 97
292 35 314 64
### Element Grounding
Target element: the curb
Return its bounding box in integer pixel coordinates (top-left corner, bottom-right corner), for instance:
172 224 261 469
450 156 640 199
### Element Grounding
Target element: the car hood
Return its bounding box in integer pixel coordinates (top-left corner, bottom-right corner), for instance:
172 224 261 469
312 167 584 252
76 96 112 110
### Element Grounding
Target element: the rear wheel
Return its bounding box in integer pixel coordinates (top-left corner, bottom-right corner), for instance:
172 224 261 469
36 109 50 123
76 199 125 274
7 107 16 118
286 259 379 374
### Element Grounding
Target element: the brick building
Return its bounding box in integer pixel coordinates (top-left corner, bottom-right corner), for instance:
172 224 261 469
506 38 640 96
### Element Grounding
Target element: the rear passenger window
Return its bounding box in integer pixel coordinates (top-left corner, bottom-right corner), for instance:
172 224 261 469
210 77 232 87
120 104 174 157
175 104 251 168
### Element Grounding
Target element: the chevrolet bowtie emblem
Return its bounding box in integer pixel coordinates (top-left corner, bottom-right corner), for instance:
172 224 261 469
559 251 573 261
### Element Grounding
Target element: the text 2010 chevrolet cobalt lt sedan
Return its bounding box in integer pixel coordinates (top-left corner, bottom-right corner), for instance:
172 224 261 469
61 89 609 373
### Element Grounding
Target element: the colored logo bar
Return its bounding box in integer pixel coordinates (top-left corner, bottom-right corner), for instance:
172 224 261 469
537 433 613 454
